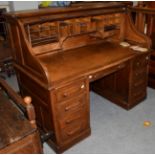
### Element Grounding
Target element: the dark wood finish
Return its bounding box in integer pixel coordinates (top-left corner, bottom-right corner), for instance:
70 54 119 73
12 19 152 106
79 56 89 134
92 52 149 109
5 2 151 153
0 78 43 154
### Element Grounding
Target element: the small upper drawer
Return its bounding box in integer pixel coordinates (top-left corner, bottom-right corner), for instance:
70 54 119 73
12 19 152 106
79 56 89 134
55 79 86 102
88 62 126 82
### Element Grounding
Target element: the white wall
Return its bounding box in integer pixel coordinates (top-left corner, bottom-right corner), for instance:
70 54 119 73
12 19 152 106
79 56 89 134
9 1 39 11
0 1 9 5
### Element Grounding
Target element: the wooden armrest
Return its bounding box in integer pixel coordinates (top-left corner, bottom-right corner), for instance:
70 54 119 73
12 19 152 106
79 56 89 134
0 78 36 128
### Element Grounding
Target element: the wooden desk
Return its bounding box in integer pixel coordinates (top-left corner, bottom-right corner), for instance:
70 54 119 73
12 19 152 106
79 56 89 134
0 79 42 154
5 2 151 153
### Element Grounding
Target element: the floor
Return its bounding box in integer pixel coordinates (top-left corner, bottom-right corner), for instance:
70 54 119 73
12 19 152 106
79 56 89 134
4 74 155 154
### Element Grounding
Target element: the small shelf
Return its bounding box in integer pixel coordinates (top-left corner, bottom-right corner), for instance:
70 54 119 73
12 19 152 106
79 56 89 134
25 13 122 47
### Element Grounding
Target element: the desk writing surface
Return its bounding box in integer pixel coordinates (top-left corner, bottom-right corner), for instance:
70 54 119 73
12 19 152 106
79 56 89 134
38 42 137 84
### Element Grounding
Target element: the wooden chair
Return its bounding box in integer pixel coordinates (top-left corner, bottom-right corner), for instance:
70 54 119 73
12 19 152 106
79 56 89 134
0 78 43 153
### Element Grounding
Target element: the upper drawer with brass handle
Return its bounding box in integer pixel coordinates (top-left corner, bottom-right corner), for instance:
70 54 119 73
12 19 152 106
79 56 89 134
57 94 87 118
55 79 87 102
88 62 126 82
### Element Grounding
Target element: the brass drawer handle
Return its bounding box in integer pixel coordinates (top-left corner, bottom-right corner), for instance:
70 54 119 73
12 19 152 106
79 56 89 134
88 75 93 79
81 84 85 89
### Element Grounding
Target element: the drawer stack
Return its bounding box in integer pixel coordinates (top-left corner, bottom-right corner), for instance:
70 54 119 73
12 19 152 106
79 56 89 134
129 53 149 107
53 78 90 150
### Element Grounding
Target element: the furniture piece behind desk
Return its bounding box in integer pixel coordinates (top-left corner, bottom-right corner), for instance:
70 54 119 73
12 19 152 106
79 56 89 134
0 78 42 154
0 9 14 79
129 3 155 88
5 2 151 153
0 43 14 79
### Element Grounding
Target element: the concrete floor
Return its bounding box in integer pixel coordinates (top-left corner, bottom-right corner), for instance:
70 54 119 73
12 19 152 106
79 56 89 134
5 75 155 154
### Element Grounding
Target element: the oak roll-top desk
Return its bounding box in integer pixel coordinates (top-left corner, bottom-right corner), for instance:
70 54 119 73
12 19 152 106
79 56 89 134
5 2 151 153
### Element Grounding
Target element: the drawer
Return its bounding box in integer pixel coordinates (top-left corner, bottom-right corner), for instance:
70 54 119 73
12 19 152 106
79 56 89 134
57 94 86 118
59 113 88 142
132 76 147 88
130 89 146 105
59 110 86 129
55 79 86 102
132 55 149 70
88 62 126 82
133 68 147 80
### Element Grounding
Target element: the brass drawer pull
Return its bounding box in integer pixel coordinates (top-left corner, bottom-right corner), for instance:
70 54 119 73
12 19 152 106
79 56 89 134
88 75 93 79
81 84 85 89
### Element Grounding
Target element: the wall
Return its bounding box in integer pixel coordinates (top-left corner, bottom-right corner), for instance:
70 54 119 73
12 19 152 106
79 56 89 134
0 1 9 5
9 1 39 11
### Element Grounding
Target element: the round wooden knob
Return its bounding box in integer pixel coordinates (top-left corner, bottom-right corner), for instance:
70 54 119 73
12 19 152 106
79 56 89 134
146 56 149 60
136 62 140 66
24 96 32 105
63 93 68 97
